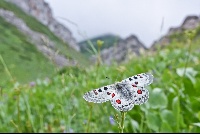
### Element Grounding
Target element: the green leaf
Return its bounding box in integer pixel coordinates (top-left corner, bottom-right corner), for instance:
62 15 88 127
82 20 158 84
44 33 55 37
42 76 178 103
148 88 168 109
179 114 186 128
176 67 198 84
192 123 200 127
183 78 195 96
130 119 139 132
160 121 173 132
198 111 200 121
172 96 180 132
172 97 179 115
140 101 150 114
160 109 176 126
146 112 161 132
194 78 200 91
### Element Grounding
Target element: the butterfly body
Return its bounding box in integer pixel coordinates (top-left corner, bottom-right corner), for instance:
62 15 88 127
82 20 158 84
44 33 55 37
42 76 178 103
83 73 153 111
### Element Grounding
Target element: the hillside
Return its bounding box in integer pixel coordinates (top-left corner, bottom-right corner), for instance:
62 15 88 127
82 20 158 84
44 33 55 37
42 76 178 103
88 34 146 65
0 0 90 84
78 33 122 57
151 15 200 50
78 33 146 65
0 16 56 83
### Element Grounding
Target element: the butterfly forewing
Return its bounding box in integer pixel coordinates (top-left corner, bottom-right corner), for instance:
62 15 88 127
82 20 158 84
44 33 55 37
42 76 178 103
121 73 153 87
83 84 115 103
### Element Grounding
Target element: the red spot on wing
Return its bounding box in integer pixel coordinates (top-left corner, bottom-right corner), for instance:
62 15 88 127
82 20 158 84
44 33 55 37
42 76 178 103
135 82 138 84
93 90 98 95
112 93 115 98
116 99 121 104
137 89 142 94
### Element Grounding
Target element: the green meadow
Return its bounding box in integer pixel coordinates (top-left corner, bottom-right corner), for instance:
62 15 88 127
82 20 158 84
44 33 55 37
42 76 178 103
1 31 200 132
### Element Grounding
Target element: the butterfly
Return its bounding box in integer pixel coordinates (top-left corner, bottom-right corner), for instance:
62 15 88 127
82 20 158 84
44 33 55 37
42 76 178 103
83 73 153 112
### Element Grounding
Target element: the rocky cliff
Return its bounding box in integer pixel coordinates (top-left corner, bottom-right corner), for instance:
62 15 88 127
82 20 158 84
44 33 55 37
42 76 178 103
91 34 146 65
91 15 200 65
6 0 80 51
151 15 200 49
0 8 77 67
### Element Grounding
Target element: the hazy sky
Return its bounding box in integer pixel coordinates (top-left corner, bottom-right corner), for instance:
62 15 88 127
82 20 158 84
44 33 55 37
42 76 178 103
45 0 200 48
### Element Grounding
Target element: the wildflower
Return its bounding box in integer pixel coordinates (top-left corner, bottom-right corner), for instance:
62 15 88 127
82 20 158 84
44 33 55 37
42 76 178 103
29 81 36 87
109 116 115 125
83 120 87 125
69 128 74 133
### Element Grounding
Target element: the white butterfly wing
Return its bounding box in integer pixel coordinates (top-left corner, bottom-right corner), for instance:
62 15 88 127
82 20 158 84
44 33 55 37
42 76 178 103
132 86 149 105
83 84 115 103
110 93 135 111
121 73 153 87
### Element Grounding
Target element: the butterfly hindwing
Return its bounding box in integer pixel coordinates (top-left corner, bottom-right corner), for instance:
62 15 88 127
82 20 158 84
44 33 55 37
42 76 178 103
110 92 134 111
121 73 153 87
132 86 149 105
83 84 115 103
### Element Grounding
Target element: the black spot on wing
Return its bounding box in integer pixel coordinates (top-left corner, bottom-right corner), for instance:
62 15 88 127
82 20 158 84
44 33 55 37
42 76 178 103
98 89 102 92
107 92 111 95
129 78 133 81
104 87 108 90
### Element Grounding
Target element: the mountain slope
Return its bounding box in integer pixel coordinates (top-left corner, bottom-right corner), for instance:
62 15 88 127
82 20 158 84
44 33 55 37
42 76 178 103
6 0 80 51
0 0 89 65
0 16 55 83
0 0 90 84
151 15 200 50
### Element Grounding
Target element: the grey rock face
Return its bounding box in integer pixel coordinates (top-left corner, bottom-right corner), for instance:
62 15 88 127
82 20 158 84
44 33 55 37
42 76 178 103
151 15 200 49
182 16 200 30
6 0 80 51
0 9 77 67
91 35 146 65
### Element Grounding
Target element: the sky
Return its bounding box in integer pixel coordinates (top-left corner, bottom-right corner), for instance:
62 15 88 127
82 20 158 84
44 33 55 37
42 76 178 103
45 0 200 48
